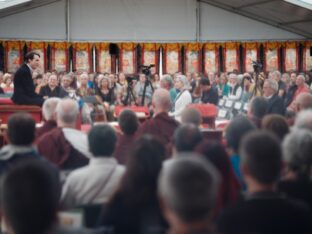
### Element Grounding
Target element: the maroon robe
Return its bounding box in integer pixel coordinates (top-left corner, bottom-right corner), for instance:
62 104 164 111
114 133 136 165
137 112 179 157
36 120 57 140
36 128 89 169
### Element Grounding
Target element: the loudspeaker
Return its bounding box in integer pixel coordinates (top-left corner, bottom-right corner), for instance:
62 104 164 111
310 46 312 56
109 43 118 55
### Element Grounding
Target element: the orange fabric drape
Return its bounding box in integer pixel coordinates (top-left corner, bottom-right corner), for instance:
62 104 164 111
141 43 161 74
284 41 299 72
72 42 92 73
184 43 202 74
243 42 259 73
264 41 281 72
303 41 312 71
118 43 137 74
203 43 219 74
162 43 182 74
4 41 23 73
50 41 69 72
95 42 112 73
224 42 239 73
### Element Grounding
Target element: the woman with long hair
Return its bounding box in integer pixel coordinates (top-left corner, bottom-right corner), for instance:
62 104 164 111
99 135 167 234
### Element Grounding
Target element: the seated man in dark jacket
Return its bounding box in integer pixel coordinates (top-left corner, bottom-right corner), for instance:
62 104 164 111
218 131 311 234
39 74 68 98
0 113 41 175
200 78 219 105
263 79 285 116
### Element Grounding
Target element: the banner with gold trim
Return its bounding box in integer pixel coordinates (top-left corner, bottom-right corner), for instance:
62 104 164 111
141 43 160 74
303 41 312 72
184 43 201 74
203 43 219 74
284 41 299 72
4 41 23 73
224 42 239 73
50 42 68 72
264 42 280 72
73 42 92 73
243 42 258 72
95 43 111 73
118 43 136 74
27 41 47 73
163 43 181 74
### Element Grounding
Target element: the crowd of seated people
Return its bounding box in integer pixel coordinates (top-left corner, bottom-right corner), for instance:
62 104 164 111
1 68 312 118
1 67 312 233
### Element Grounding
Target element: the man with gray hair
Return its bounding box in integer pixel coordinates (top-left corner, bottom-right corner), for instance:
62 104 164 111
158 156 220 234
228 73 242 101
272 70 286 98
263 79 285 115
36 97 61 139
37 99 90 169
278 129 312 209
160 74 177 103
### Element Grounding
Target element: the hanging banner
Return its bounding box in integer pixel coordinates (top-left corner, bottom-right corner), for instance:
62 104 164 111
50 42 68 72
5 41 23 73
163 43 181 74
95 43 111 73
184 43 201 74
203 43 219 74
244 42 258 73
284 42 298 72
73 42 92 73
224 42 239 73
264 42 280 72
118 43 136 74
303 41 312 72
27 41 47 73
141 43 160 74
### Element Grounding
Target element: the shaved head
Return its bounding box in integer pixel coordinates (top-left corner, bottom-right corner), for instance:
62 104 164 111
296 93 312 112
152 88 171 113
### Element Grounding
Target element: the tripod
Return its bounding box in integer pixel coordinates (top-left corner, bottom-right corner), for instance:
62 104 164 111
123 83 137 106
252 62 262 98
141 76 154 106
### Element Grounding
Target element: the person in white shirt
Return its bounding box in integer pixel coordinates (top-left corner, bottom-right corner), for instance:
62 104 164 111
170 75 192 119
228 73 242 101
61 124 125 209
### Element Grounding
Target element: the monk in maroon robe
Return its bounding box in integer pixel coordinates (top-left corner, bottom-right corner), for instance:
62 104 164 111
36 99 90 169
137 89 179 157
36 98 60 140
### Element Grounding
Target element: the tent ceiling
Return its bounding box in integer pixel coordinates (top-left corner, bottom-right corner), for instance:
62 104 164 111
0 0 62 18
0 0 311 39
200 0 312 39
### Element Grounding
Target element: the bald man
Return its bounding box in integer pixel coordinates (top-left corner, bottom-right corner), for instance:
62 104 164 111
287 75 309 112
295 93 312 112
137 88 179 157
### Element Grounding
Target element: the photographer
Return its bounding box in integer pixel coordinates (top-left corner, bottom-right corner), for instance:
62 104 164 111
134 73 153 106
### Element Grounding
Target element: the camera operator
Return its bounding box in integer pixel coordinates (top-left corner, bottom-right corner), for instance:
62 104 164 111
134 73 153 106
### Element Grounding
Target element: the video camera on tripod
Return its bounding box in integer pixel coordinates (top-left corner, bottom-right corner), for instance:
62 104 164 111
126 75 138 87
252 61 262 73
139 64 155 78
